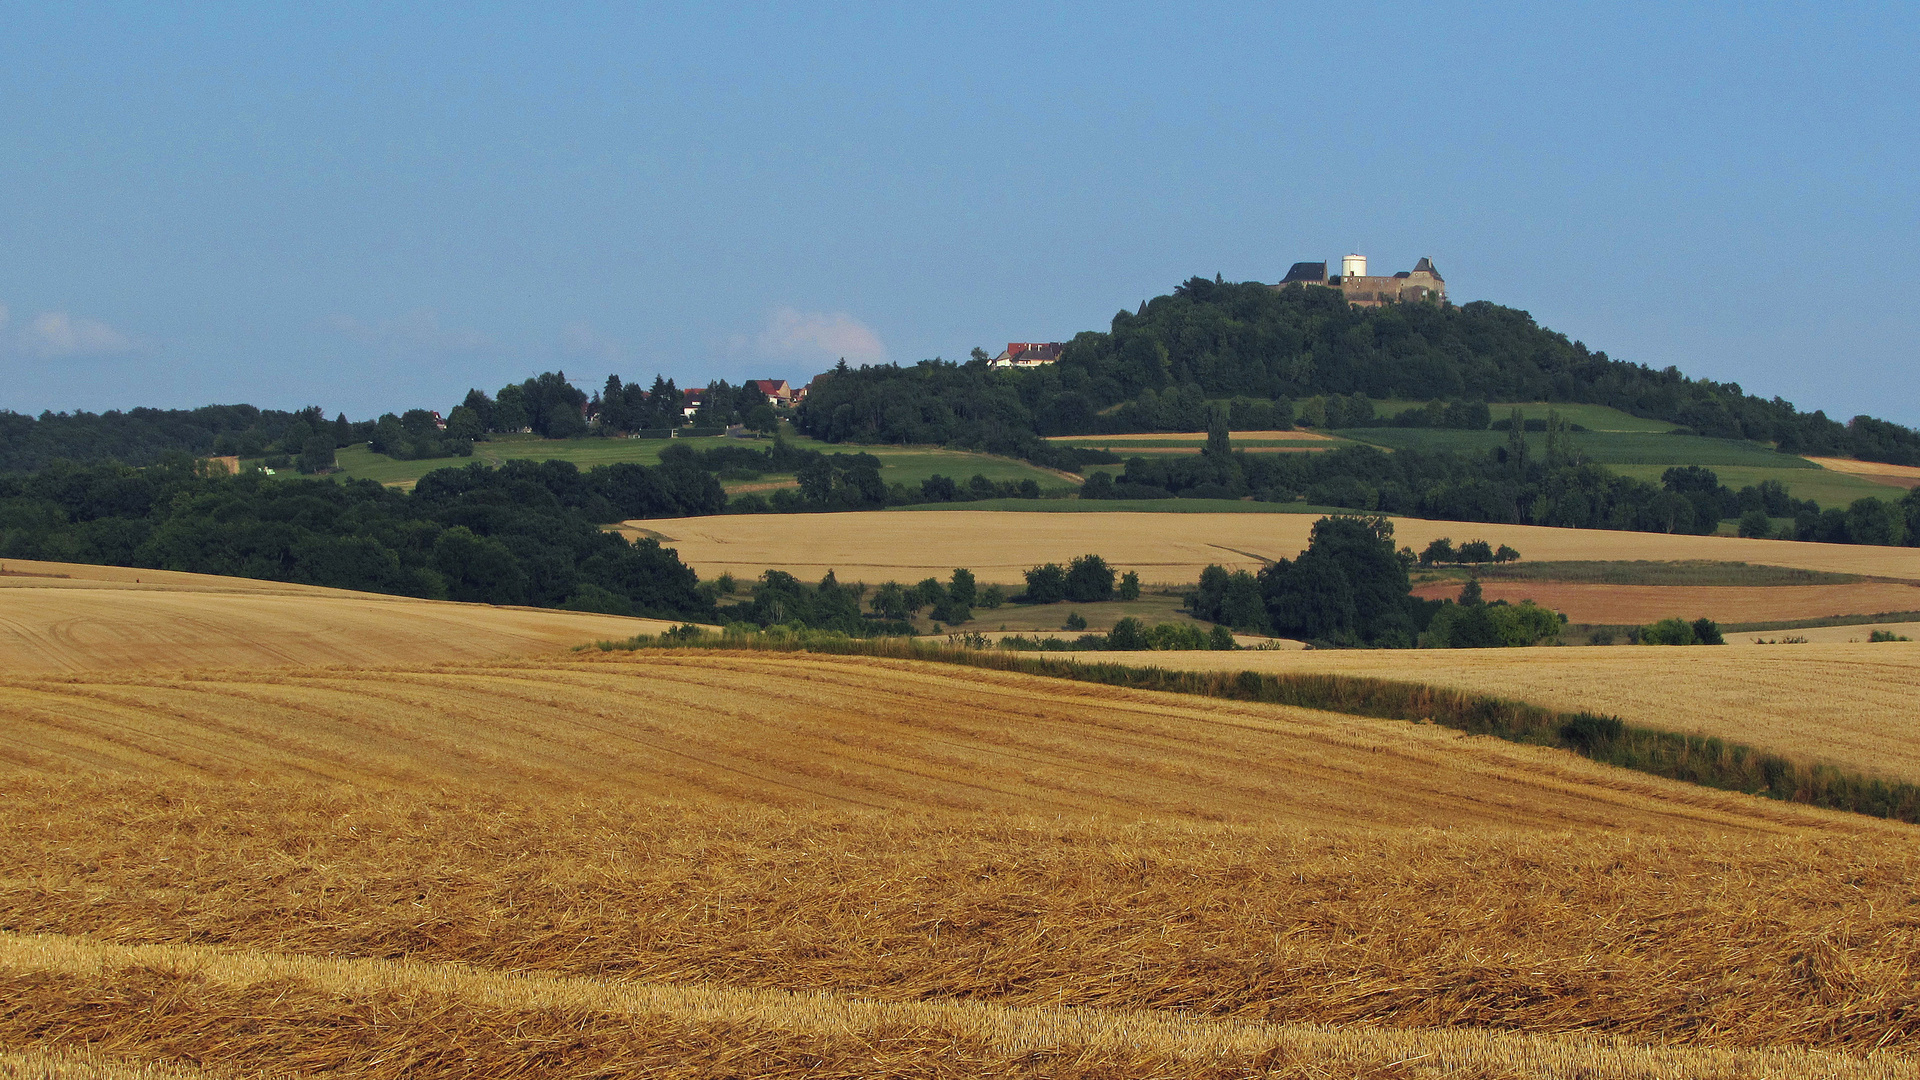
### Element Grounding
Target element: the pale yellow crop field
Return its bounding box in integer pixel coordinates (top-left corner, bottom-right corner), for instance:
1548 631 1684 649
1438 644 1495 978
1066 642 1920 783
648 509 1920 584
0 559 685 673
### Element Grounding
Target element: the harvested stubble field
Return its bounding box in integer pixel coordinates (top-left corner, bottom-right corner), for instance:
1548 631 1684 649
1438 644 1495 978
0 559 681 673
648 510 1920 585
3 640 1920 1076
1409 579 1920 624
1062 643 1920 785
1808 456 1920 490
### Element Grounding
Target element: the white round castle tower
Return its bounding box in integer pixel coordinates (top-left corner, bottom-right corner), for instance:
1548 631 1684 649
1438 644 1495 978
1341 253 1367 279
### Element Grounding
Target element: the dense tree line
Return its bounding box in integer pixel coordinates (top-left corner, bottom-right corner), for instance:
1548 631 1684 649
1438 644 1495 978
797 278 1920 464
0 457 718 618
1085 421 1920 546
0 405 369 473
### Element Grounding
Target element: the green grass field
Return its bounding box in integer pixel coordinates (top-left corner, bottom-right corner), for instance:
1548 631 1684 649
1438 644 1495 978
960 592 1205 633
328 434 1076 493
900 497 1344 514
1364 400 1679 432
1333 427 1818 468
1604 464 1902 506
1052 437 1339 450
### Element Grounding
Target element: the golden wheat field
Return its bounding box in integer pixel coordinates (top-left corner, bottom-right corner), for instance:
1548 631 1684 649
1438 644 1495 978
1065 642 1920 783
1807 456 1920 489
4 623 1920 1076
0 559 686 673
642 510 1920 585
1408 579 1920 623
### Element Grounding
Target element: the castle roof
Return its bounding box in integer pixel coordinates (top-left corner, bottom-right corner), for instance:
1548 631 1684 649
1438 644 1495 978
1281 261 1328 284
1412 256 1442 279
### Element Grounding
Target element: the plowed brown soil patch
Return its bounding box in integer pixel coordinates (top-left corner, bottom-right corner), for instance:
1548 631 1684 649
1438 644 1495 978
1063 643 1920 783
0 559 683 673
654 511 1920 584
1409 580 1920 623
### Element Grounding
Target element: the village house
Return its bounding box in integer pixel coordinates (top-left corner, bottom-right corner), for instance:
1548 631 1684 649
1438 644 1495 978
988 342 1064 369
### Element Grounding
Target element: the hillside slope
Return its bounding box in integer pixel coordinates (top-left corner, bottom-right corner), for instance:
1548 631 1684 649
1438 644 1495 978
1060 643 1920 784
0 559 683 673
0 650 1818 833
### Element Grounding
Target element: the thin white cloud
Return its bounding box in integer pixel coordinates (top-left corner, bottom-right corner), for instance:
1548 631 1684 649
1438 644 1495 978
9 309 137 358
559 321 626 364
325 309 493 353
754 306 886 366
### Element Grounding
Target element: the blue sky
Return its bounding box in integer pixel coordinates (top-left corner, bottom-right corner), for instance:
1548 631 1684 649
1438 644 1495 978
1 3 1914 423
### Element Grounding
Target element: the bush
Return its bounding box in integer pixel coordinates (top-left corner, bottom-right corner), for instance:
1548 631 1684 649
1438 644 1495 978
1208 624 1237 650
1487 600 1565 646
1640 617 1699 646
1023 562 1067 604
1117 570 1142 601
1868 629 1912 642
977 584 1006 610
1105 616 1144 649
1457 540 1494 563
1691 617 1725 645
1737 509 1773 538
1064 611 1088 631
1065 554 1116 602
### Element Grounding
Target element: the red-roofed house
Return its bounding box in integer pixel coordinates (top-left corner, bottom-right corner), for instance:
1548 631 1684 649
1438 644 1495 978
752 379 793 404
988 342 1063 369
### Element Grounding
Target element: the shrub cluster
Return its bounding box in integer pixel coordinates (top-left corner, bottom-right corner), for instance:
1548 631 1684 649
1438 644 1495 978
1416 537 1521 566
1633 617 1726 646
1020 555 1139 604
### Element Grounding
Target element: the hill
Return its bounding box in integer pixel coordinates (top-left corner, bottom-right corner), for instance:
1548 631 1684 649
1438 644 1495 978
0 558 684 673
801 279 1920 466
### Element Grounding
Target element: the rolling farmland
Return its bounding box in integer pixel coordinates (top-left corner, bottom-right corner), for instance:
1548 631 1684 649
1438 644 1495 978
1060 642 1920 783
7 569 1920 1075
0 559 682 673
646 509 1920 585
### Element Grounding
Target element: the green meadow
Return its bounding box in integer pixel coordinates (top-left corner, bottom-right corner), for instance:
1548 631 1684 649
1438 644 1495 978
328 434 1075 493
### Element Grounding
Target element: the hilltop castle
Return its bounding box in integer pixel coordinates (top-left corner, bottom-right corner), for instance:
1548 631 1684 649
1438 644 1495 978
1276 254 1445 307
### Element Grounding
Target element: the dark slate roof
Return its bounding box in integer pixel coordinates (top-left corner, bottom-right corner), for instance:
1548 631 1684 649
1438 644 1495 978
1281 261 1328 284
1412 257 1442 279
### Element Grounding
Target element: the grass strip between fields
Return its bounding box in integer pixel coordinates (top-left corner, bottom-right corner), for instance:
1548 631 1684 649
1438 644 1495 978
588 633 1920 825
